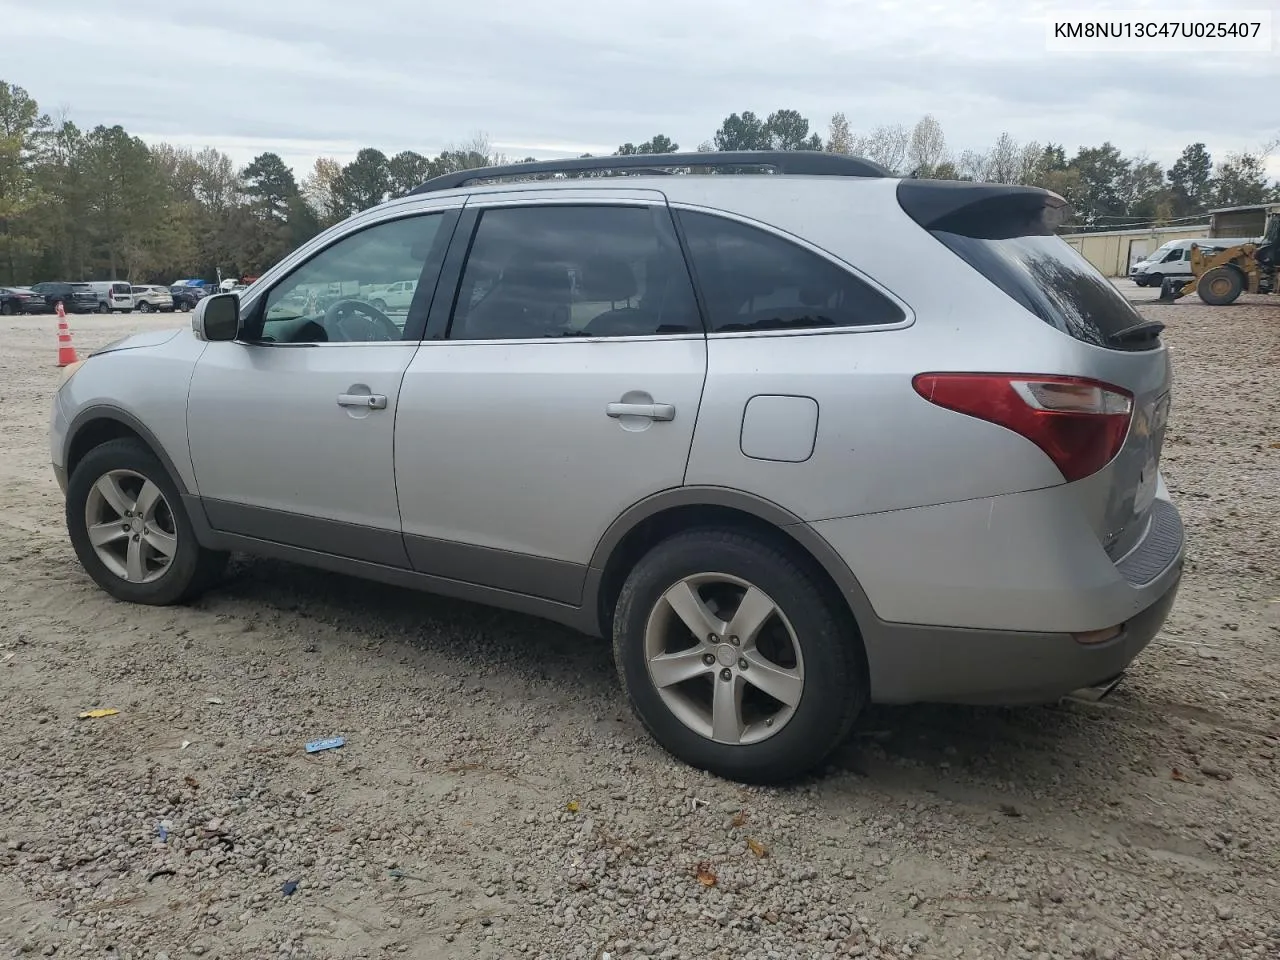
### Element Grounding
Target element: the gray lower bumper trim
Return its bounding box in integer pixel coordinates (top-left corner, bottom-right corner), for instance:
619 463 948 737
863 568 1182 706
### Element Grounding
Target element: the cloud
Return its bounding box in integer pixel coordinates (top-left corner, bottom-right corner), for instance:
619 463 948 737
2 0 1275 177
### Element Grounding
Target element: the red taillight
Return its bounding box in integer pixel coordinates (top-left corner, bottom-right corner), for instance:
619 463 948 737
912 373 1133 482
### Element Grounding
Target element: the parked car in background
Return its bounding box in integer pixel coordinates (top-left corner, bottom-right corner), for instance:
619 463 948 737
29 281 99 313
84 281 135 313
0 286 52 315
170 285 210 312
130 285 175 313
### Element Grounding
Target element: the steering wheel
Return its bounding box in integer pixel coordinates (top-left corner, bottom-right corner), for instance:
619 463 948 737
320 299 402 342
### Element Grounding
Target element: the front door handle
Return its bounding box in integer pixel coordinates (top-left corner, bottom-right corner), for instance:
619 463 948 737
337 393 387 410
606 401 675 421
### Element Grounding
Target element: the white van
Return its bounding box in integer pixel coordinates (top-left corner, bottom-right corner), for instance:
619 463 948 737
1129 238 1256 287
83 281 135 313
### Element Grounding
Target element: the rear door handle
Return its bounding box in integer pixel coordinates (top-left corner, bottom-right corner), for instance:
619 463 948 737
337 393 387 410
606 402 675 421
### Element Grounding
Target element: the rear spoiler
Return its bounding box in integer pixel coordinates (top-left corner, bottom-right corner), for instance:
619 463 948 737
896 179 1071 240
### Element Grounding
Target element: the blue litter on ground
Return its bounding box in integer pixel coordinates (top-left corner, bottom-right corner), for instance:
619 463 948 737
305 737 345 753
281 879 298 897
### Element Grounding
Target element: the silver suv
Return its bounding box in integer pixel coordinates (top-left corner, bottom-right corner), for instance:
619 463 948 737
50 152 1184 784
130 285 175 313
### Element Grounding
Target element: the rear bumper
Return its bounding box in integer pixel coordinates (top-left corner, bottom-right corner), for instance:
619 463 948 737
810 484 1186 705
859 569 1180 704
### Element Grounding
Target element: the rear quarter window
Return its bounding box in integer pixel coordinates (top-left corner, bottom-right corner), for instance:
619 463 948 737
676 209 905 333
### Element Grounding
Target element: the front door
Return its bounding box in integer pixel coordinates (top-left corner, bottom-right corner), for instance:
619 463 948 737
395 194 708 603
186 207 460 567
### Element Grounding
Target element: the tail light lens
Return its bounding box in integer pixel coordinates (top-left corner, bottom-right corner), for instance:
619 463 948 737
912 373 1133 482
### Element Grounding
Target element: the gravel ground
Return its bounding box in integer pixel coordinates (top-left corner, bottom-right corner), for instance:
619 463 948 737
1 288 1278 960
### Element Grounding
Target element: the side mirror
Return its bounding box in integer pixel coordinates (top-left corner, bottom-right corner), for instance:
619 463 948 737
192 293 240 342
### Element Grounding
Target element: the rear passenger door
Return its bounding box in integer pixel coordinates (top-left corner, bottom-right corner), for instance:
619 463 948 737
394 191 707 604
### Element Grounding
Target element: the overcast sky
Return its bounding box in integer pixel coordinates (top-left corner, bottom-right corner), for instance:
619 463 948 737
3 0 1277 179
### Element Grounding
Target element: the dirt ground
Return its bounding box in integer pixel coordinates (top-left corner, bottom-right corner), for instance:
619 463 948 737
1 289 1278 960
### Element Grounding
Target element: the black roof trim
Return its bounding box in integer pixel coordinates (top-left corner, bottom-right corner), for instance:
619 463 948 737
409 151 892 194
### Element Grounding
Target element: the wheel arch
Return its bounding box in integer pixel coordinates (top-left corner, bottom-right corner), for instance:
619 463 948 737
65 406 192 498
585 488 875 669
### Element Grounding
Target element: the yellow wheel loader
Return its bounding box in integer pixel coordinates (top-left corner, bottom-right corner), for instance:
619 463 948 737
1159 211 1278 304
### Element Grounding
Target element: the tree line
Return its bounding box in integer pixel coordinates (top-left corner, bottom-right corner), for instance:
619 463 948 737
1 79 1276 287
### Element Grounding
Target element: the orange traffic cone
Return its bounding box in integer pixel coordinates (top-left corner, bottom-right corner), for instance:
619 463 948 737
56 303 79 367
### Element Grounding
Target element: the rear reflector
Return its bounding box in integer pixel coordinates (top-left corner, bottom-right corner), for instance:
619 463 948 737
912 373 1133 482
1073 625 1123 645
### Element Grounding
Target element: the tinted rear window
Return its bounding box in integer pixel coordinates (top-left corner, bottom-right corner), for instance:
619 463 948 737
932 231 1148 349
678 210 904 333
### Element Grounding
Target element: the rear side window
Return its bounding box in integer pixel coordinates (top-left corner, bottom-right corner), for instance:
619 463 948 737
932 231 1149 349
676 210 905 333
449 205 701 340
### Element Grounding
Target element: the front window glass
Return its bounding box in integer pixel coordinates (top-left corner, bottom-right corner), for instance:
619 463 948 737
257 214 445 344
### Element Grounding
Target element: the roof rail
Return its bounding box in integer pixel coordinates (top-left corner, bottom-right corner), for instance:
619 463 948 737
408 150 892 195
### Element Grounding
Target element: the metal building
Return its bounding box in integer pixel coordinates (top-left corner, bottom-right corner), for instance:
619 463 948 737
1061 225 1211 277
1207 203 1279 239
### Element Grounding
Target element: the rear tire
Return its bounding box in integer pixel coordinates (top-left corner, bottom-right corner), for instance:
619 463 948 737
65 438 227 605
0 301 12 316
97 302 110 314
612 528 866 784
137 301 152 313
1197 266 1244 306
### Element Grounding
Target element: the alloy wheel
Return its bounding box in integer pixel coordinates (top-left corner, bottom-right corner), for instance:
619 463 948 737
83 469 178 583
643 573 805 745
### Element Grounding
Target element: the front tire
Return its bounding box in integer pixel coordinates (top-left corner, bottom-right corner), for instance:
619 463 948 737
66 438 227 605
1197 266 1244 305
612 528 866 784
97 302 110 314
